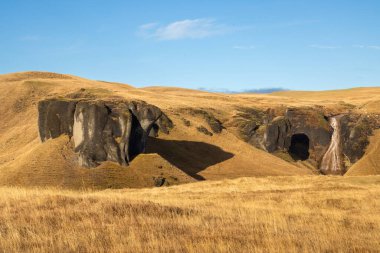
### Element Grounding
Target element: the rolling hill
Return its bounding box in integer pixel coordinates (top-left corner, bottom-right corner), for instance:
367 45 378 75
0 71 379 189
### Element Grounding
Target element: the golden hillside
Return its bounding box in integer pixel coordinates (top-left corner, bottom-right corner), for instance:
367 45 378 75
0 176 379 252
0 71 379 188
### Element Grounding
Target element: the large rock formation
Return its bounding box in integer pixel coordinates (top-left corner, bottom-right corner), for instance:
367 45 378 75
38 97 167 167
228 106 379 174
263 108 332 162
340 114 378 167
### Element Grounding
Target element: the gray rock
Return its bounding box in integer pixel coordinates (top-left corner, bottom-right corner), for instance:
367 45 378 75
155 113 174 134
38 97 167 167
264 108 332 163
229 106 376 174
153 177 166 187
38 99 77 141
196 126 213 136
340 114 376 166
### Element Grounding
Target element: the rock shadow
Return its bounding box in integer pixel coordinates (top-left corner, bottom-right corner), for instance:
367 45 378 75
145 137 234 180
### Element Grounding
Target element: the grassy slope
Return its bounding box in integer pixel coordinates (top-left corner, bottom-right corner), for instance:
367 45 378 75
0 72 313 189
0 135 195 189
0 176 379 252
0 71 379 189
272 87 380 113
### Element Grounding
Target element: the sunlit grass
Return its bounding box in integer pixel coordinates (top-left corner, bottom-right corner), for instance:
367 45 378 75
0 175 379 252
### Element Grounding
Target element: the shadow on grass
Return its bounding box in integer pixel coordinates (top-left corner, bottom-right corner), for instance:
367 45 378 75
145 137 234 180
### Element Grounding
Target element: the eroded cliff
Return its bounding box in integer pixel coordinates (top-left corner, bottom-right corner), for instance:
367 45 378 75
226 106 379 174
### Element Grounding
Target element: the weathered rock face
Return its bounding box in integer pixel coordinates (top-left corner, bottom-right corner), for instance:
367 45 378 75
38 99 77 141
149 113 173 136
233 107 332 163
38 97 167 167
263 108 332 162
340 114 378 167
228 106 378 174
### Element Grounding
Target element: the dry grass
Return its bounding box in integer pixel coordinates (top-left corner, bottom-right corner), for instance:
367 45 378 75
0 176 379 252
0 71 380 252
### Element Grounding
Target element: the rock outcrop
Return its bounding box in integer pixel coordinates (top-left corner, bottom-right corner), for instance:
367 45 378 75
263 108 332 162
179 108 224 134
228 106 378 175
38 97 168 167
340 114 379 167
231 107 332 163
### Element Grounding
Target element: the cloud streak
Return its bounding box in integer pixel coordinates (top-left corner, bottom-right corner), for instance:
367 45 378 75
309 44 340 49
198 87 288 94
308 44 380 50
233 45 256 50
138 19 232 40
353 45 380 50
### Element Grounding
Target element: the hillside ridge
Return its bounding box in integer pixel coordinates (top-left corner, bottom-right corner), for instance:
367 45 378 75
0 71 379 189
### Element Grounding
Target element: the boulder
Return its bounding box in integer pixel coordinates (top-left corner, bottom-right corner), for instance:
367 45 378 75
38 97 167 167
153 177 166 187
196 126 213 136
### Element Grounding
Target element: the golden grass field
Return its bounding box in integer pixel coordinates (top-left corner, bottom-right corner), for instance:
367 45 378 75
0 72 380 252
0 176 379 252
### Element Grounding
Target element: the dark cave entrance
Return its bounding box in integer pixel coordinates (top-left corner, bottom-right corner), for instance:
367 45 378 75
289 134 310 161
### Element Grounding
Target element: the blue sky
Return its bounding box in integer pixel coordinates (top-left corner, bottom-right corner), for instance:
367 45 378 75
0 0 379 91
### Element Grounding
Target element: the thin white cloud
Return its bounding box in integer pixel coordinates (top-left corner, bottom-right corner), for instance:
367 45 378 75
139 22 159 31
369 45 380 50
139 18 232 40
233 45 256 50
353 45 380 50
309 44 340 49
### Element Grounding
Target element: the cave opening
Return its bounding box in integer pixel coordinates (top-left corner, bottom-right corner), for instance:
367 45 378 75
289 134 310 161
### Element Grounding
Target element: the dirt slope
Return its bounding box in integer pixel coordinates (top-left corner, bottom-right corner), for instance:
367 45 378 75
0 71 379 188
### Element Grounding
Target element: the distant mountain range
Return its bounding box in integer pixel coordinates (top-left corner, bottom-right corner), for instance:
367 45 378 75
197 87 289 94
